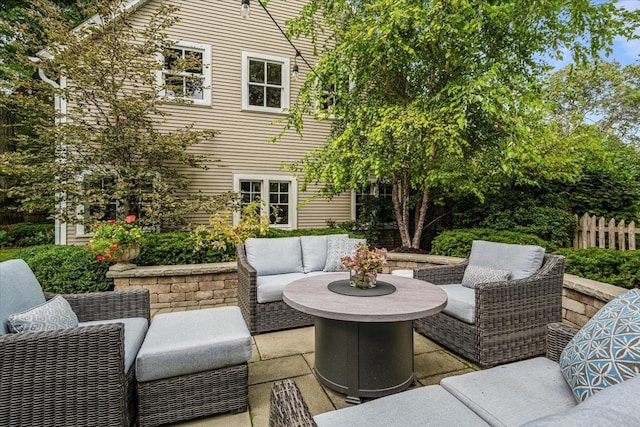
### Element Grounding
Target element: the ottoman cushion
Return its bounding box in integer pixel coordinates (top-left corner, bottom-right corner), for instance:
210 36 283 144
135 306 252 382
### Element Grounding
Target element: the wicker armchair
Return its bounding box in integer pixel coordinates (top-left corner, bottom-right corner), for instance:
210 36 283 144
414 254 565 368
269 322 579 427
0 289 150 427
237 244 314 334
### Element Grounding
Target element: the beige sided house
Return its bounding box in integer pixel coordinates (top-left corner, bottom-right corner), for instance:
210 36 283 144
43 0 370 246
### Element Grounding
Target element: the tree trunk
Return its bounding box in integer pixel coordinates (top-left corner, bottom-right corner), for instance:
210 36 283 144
411 187 430 249
391 175 411 247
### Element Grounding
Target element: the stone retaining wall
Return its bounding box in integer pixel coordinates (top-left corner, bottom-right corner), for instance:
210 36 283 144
108 254 628 326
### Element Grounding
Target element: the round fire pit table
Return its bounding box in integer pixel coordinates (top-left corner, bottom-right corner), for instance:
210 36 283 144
283 273 447 404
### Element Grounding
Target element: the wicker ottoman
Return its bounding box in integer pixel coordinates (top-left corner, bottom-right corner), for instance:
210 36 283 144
135 307 252 426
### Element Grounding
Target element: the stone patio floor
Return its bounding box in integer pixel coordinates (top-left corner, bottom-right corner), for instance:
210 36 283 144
153 307 479 427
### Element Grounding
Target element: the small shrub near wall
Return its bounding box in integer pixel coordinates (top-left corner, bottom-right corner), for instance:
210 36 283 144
18 245 112 293
556 248 640 289
0 223 54 247
137 232 235 266
430 228 553 258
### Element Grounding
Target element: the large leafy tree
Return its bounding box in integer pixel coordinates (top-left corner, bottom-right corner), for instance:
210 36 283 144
280 0 640 249
1 0 217 228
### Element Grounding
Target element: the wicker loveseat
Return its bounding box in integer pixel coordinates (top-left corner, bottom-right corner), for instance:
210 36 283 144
414 240 565 368
0 259 150 427
237 234 363 334
270 322 640 426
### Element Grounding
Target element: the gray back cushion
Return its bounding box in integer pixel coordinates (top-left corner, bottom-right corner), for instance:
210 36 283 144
245 237 303 276
0 259 46 335
300 234 348 273
468 240 545 280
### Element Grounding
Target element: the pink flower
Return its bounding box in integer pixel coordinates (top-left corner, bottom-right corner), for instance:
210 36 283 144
124 215 136 224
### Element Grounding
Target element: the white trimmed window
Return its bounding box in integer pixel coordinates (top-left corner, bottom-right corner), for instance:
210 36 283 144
233 174 297 229
351 181 394 221
158 41 211 106
241 52 289 113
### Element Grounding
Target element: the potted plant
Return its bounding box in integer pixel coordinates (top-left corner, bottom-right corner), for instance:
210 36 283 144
341 243 388 289
87 215 144 271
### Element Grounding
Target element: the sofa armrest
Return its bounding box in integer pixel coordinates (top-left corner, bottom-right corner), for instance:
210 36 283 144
0 323 129 426
473 255 565 335
269 380 317 427
414 261 468 285
546 322 579 363
49 289 150 323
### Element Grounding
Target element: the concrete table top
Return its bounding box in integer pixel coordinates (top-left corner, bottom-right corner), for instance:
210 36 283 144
283 273 447 322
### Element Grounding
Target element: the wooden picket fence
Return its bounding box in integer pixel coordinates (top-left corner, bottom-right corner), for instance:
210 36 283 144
573 213 637 250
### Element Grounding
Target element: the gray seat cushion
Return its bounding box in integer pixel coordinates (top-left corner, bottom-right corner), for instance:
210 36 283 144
245 237 303 275
79 317 148 373
314 385 489 427
441 357 576 426
523 375 640 426
256 271 328 303
135 306 252 382
441 284 476 324
0 259 47 335
467 240 545 280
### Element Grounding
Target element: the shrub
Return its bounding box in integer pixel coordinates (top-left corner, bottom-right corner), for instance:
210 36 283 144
137 232 235 266
430 228 553 258
0 230 10 247
18 245 112 293
5 223 55 247
556 248 640 289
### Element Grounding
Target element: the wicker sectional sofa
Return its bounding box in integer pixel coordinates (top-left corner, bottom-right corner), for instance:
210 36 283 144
270 323 640 426
237 234 361 334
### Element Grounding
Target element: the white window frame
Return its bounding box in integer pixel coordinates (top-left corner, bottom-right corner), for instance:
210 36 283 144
157 41 211 106
233 173 297 229
351 181 394 221
241 52 290 114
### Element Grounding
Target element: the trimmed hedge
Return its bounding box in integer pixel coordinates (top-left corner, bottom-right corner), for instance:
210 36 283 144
556 248 640 290
430 228 639 289
137 232 235 266
18 245 112 293
430 229 553 258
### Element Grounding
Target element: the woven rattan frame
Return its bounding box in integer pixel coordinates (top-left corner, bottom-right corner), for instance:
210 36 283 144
268 323 579 427
237 244 314 334
137 363 248 427
0 289 150 427
414 254 565 368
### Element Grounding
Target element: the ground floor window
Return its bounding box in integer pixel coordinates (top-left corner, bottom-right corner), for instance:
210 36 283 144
234 174 297 228
352 181 395 223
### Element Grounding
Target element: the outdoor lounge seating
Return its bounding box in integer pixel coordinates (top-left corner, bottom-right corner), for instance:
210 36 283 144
0 259 150 427
236 234 362 334
269 321 640 426
135 306 252 426
413 240 565 368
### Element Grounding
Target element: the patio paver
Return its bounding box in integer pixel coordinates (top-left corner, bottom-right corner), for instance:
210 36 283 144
163 321 478 426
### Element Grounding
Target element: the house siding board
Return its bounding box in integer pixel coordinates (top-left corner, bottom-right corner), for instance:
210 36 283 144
65 0 345 244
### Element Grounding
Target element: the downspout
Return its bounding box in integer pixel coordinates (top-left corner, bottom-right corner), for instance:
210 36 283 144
30 57 67 245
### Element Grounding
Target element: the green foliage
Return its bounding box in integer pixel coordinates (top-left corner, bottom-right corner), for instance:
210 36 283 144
263 227 356 238
1 0 219 228
0 222 55 247
279 0 640 249
454 204 577 248
557 248 640 289
18 244 111 293
430 229 553 258
0 248 20 261
137 232 234 266
88 215 144 261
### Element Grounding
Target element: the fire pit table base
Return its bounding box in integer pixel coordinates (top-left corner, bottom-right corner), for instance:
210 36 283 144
313 317 414 404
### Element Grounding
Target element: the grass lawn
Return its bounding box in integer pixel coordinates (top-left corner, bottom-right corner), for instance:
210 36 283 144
0 248 21 262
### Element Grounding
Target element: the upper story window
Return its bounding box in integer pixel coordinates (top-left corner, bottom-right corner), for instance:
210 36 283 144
234 174 297 229
159 41 211 106
241 52 289 113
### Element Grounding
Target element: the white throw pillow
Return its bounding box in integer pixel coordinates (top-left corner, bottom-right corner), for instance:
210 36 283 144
8 295 79 333
461 265 511 289
323 237 366 272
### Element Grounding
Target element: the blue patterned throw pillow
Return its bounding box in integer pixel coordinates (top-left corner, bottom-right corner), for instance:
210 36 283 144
461 265 511 289
559 289 640 402
8 295 79 333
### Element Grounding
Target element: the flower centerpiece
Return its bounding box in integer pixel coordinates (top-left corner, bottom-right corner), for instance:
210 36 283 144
340 243 388 289
87 215 144 270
